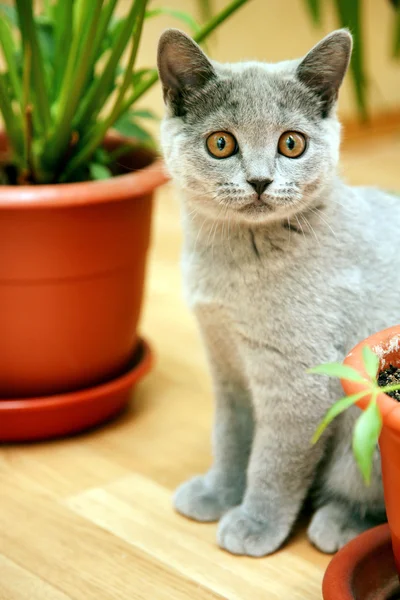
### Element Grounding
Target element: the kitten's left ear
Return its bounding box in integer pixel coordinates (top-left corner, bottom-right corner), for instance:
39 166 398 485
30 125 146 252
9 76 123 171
296 29 352 116
157 28 216 116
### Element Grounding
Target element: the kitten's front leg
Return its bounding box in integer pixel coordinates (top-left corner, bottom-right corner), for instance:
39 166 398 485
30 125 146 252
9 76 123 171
217 362 327 556
174 312 253 522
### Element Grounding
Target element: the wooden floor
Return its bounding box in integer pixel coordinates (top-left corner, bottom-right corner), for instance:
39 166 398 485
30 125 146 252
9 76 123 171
1 124 400 600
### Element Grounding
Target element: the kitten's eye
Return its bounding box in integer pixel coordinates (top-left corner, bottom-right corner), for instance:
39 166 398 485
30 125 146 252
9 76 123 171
206 132 238 159
278 131 306 158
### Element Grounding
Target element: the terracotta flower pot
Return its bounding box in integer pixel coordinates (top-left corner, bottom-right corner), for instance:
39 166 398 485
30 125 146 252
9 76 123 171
0 132 167 398
323 325 400 599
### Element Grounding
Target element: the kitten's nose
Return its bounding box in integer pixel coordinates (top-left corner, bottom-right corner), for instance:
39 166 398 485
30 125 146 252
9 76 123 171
247 178 273 196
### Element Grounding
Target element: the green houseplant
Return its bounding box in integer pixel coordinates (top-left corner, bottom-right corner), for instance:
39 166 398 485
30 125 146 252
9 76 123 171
310 326 400 599
0 0 249 442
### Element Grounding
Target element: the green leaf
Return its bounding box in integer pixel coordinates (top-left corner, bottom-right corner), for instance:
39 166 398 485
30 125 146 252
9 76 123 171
334 0 368 120
307 362 367 383
145 8 201 34
93 147 111 165
113 113 154 144
131 109 159 120
107 141 140 163
36 18 55 66
312 390 368 444
73 0 147 130
0 3 18 26
52 0 104 143
119 0 250 110
61 0 249 181
89 162 112 180
132 68 155 86
91 0 119 60
0 73 24 160
0 11 22 104
106 16 126 46
362 346 379 381
394 6 400 58
193 0 249 46
197 0 214 23
52 0 73 100
352 398 382 485
303 0 322 25
15 0 52 132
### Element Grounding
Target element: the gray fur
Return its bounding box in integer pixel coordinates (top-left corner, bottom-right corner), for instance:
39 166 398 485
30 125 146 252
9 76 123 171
157 29 395 557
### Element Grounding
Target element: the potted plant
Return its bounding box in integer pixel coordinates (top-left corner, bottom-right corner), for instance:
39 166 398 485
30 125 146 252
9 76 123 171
310 325 400 599
0 0 249 442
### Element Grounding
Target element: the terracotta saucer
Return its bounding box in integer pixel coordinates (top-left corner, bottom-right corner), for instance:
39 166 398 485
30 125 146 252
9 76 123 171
323 524 400 600
0 339 152 443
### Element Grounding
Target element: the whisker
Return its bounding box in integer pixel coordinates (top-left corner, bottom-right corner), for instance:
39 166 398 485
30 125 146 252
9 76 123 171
310 206 338 239
328 196 352 213
227 210 236 263
301 214 321 247
192 215 210 257
295 214 306 241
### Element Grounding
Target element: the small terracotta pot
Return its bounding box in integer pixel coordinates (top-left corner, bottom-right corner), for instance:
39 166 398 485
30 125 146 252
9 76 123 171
323 325 400 599
323 524 399 600
0 132 168 398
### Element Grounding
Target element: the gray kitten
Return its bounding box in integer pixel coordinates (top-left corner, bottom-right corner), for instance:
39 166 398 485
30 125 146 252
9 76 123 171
157 28 398 557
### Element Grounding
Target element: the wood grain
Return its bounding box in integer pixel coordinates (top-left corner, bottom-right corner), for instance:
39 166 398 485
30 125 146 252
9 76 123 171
1 129 399 599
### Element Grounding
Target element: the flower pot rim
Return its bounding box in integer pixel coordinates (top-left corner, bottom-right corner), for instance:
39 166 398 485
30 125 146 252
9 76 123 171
0 131 169 209
322 523 396 600
342 325 400 433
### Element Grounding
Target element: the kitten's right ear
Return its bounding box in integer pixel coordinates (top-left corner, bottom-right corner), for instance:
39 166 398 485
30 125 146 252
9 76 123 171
157 28 216 115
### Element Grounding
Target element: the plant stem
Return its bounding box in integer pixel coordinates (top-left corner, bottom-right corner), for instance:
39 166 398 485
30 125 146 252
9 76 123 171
334 0 368 121
119 69 158 115
73 0 148 131
394 5 400 58
378 383 400 395
0 15 22 106
62 0 251 181
15 0 51 131
105 2 147 125
303 0 321 25
48 0 104 165
44 0 51 17
23 104 35 183
22 42 32 169
53 0 74 101
0 74 24 161
194 0 249 44
91 0 119 62
68 1 147 172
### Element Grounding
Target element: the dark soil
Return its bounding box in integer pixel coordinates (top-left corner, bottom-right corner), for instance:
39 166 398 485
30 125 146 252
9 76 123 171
378 365 400 402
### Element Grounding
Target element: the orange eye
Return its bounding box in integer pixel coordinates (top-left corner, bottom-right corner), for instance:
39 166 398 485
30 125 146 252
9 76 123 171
278 131 306 158
206 132 238 159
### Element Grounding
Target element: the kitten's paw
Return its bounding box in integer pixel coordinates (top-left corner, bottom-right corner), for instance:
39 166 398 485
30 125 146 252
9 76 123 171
308 503 370 554
174 475 231 522
217 506 285 557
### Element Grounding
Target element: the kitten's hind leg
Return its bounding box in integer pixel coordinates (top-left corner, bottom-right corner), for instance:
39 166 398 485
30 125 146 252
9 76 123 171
308 500 384 554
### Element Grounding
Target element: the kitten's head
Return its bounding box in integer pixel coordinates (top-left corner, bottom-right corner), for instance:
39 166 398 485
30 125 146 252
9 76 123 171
157 29 352 224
